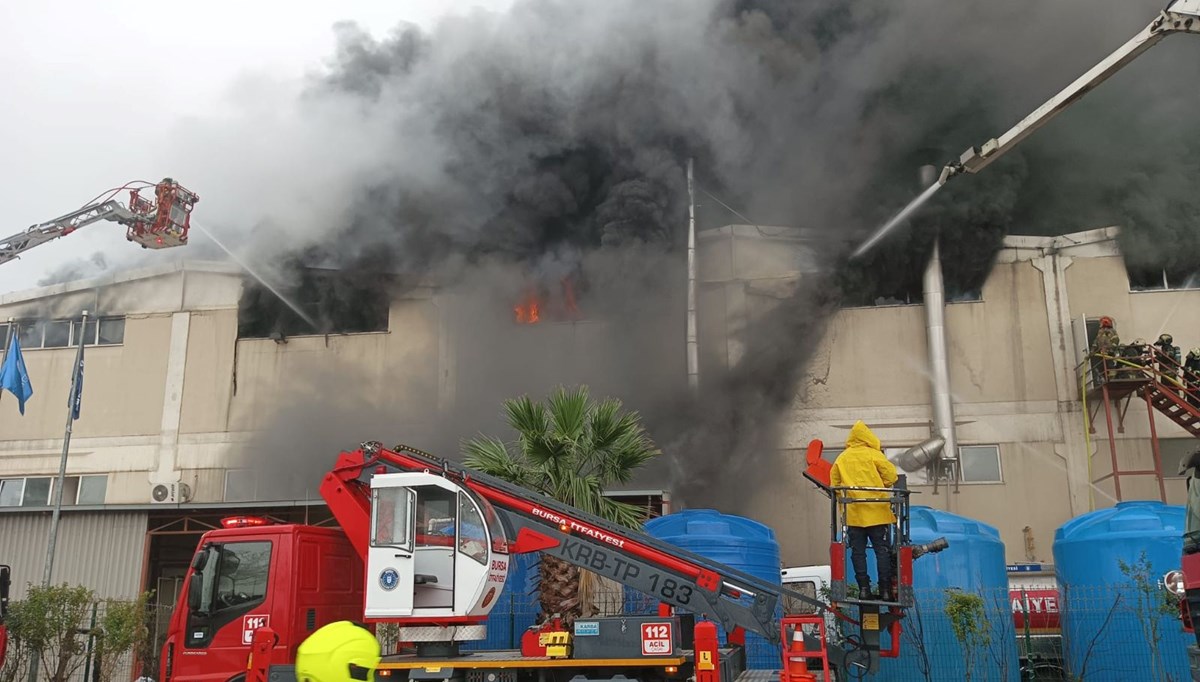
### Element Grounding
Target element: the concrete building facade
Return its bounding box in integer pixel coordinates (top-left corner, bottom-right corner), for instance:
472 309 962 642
0 225 1195 603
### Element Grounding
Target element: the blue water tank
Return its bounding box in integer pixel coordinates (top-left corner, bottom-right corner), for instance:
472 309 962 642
641 509 782 669
874 506 1018 682
1053 501 1189 681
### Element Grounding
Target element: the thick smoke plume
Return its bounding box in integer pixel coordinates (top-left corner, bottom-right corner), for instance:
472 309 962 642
161 0 1200 511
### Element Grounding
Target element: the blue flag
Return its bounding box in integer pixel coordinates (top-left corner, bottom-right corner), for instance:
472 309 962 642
0 332 33 414
70 345 84 420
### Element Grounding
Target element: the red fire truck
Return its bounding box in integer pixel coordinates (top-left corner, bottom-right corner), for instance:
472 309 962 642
160 440 946 682
0 565 10 668
1175 456 1200 679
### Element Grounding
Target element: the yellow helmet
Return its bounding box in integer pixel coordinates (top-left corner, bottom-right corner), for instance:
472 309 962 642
295 621 381 681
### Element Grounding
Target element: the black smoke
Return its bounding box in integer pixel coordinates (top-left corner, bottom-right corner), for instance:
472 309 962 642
174 0 1200 511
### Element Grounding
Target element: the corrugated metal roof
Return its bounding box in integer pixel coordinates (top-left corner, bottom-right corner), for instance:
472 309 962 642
0 510 147 600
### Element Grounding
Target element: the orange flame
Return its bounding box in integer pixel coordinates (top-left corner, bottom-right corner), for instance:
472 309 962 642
514 292 541 324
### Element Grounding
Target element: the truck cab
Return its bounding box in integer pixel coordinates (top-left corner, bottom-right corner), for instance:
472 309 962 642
160 518 363 682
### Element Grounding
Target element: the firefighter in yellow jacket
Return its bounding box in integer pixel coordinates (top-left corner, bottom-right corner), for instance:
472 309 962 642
830 421 899 601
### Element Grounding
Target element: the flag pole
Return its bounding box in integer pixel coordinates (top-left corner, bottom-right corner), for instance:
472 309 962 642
41 309 87 589
2 318 11 355
0 318 12 405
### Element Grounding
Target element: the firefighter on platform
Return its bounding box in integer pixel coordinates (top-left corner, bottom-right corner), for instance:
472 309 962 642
1091 317 1121 384
1118 338 1148 380
1156 333 1182 380
294 621 380 682
830 420 898 601
1185 348 1200 407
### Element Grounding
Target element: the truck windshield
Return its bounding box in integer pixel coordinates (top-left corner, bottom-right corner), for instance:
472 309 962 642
192 541 272 614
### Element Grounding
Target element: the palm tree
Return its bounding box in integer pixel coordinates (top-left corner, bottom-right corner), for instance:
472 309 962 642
462 385 661 624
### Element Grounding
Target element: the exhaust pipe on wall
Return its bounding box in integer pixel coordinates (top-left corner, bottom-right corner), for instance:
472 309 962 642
920 164 960 495
892 436 946 472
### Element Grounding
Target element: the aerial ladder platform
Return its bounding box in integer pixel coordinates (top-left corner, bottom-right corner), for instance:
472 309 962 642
0 178 198 267
308 440 949 679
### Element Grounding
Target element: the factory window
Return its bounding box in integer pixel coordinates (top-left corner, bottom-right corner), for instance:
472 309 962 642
1128 263 1200 292
0 316 125 349
21 477 52 506
604 491 670 518
76 475 108 504
958 445 1003 484
0 475 107 506
237 270 390 340
97 317 125 345
42 320 71 348
0 478 22 506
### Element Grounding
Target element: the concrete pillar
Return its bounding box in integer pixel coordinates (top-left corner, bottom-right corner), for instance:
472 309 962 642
149 311 191 499
1031 253 1091 514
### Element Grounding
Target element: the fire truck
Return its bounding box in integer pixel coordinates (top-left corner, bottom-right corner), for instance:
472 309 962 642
0 178 199 266
160 439 947 682
0 565 9 668
1172 455 1200 679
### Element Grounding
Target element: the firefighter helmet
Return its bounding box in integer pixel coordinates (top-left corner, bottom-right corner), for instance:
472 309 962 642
295 621 380 682
1099 316 1113 328
1190 348 1200 359
1160 333 1174 345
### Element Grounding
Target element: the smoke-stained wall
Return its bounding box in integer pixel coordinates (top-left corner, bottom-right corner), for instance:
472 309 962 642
13 0 1200 517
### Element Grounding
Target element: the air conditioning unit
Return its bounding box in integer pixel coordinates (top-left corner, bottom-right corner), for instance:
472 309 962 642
150 481 192 504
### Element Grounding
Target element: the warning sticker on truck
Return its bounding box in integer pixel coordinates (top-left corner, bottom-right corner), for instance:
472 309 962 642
242 615 269 645
641 622 672 655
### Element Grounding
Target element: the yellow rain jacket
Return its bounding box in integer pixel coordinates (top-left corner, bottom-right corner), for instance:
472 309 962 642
830 421 898 528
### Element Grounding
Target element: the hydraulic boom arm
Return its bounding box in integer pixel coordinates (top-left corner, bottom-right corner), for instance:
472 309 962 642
0 178 198 266
938 0 1200 185
321 441 828 644
852 0 1200 258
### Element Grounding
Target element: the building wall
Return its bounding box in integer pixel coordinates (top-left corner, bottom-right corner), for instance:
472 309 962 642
3 230 1199 576
0 511 148 600
0 265 445 507
755 234 1200 567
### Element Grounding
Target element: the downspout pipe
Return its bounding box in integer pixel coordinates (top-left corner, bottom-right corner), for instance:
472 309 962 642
686 157 699 391
920 164 959 493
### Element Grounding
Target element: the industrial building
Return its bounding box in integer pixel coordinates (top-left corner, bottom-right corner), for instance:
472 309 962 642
0 223 1195 616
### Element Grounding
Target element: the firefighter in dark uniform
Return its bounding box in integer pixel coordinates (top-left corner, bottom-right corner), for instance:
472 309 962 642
1156 333 1183 387
1118 338 1148 380
1091 317 1120 385
295 621 381 681
1185 348 1200 407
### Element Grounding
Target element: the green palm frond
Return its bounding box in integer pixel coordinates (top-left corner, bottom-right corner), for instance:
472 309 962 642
462 436 534 487
596 496 649 529
549 385 590 441
464 384 660 527
507 395 561 467
506 395 549 437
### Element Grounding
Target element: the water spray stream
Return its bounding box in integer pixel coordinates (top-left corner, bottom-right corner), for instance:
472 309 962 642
191 222 320 330
851 182 943 259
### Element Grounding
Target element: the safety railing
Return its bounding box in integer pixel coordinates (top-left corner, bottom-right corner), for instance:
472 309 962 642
1079 342 1200 401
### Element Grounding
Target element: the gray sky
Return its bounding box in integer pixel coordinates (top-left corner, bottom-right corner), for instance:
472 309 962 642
0 0 514 297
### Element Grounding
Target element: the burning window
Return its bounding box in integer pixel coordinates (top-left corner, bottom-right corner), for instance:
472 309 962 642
513 276 582 325
237 269 390 339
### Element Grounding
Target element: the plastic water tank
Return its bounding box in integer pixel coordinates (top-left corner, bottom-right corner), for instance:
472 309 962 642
642 509 782 669
1053 501 1189 681
874 506 1018 682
